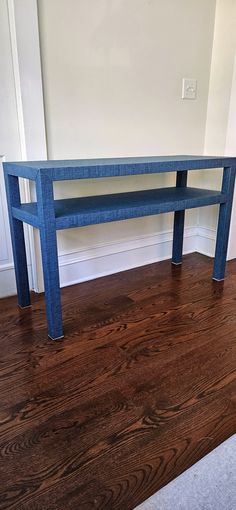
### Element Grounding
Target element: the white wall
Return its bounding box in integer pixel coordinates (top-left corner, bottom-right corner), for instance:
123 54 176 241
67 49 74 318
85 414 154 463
38 0 216 159
226 50 236 259
201 0 236 244
204 0 236 156
36 0 216 288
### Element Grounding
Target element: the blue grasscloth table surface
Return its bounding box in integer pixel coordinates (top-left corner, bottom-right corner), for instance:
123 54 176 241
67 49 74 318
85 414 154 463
3 155 236 340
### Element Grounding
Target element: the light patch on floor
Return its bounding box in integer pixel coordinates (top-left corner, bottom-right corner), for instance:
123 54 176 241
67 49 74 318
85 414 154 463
135 435 236 510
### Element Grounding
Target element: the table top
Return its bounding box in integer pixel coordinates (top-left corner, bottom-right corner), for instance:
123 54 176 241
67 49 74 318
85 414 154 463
3 155 236 181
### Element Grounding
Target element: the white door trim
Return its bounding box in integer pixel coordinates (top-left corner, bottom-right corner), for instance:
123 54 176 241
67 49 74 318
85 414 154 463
6 0 47 291
7 0 27 159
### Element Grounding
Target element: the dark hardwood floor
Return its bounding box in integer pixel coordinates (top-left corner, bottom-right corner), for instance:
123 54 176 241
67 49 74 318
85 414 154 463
1 253 236 510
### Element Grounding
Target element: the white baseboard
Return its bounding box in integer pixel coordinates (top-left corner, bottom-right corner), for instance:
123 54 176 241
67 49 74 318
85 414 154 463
0 226 216 297
59 227 216 287
58 225 215 289
196 226 216 258
0 263 16 297
0 263 32 298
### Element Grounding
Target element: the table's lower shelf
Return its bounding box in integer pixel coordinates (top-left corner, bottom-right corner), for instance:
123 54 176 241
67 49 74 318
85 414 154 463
13 186 226 230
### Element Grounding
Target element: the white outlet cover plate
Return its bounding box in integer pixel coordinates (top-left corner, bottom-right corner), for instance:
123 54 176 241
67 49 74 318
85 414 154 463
182 78 197 100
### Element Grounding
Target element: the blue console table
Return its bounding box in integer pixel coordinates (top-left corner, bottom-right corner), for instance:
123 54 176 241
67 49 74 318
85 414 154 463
3 155 236 340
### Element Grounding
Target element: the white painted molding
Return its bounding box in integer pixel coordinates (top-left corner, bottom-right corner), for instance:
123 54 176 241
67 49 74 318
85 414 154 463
7 0 34 286
0 263 17 297
7 0 27 160
196 226 216 258
0 262 32 297
0 1 47 297
0 221 216 297
6 0 48 292
10 0 47 161
57 226 215 290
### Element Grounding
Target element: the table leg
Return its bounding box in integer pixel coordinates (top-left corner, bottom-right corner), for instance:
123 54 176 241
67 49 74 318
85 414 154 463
4 173 31 307
36 174 63 339
213 166 236 281
172 170 188 265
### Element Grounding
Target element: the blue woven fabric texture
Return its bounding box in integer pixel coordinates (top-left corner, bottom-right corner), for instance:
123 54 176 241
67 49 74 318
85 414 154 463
3 154 236 181
13 186 224 230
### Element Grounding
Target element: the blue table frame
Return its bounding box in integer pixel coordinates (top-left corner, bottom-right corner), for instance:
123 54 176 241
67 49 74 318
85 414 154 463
3 155 236 340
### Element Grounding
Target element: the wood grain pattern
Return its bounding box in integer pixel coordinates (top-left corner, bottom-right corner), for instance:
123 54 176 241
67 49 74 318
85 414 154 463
1 253 236 509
